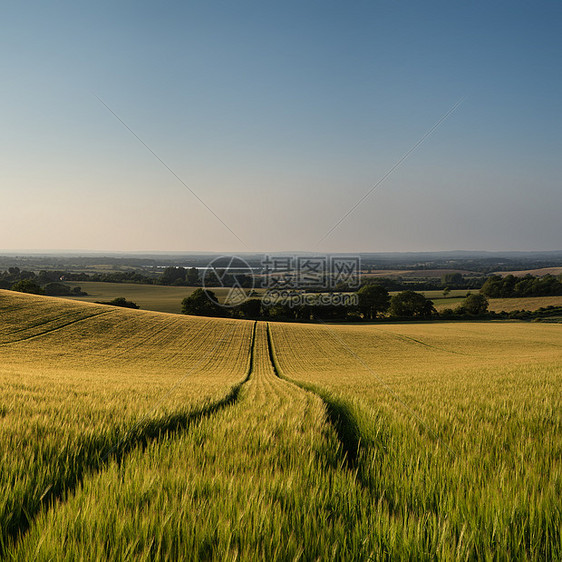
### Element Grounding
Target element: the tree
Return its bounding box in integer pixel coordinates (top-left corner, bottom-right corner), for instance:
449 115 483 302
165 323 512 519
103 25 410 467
441 273 463 287
237 298 262 319
458 293 488 315
310 304 349 321
442 287 451 297
481 274 562 298
389 291 435 318
10 279 44 295
181 288 226 317
186 267 200 286
43 283 72 296
357 284 390 320
263 303 294 320
160 266 186 285
480 275 504 297
96 297 139 309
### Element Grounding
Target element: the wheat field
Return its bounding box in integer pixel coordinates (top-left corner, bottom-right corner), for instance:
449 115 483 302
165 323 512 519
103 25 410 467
1 290 560 560
269 321 562 559
0 290 253 557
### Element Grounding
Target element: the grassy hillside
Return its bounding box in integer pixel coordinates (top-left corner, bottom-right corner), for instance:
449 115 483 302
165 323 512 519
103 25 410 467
58 282 266 314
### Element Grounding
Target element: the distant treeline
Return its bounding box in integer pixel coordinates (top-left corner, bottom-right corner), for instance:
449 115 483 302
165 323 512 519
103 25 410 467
158 267 254 288
161 267 487 291
0 266 250 288
0 267 156 287
0 269 87 296
181 286 490 322
0 265 484 291
2 266 561 299
359 273 485 292
481 274 562 298
182 286 561 324
4 279 87 297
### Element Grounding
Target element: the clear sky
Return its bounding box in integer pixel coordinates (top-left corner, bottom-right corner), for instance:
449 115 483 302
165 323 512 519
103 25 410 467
1 1 560 253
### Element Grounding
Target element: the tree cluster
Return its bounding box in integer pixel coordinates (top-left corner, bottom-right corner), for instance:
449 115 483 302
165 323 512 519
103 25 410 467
9 279 45 295
7 279 86 297
181 290 359 321
0 267 36 289
439 294 489 317
181 286 444 322
95 297 140 309
0 267 149 288
480 274 562 298
1 268 87 296
159 266 200 286
43 283 87 297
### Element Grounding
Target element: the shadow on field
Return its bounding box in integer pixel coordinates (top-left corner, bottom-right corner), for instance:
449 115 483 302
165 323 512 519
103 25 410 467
2 322 256 557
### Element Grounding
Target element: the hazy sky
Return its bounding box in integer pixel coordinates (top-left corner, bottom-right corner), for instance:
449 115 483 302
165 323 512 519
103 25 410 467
1 1 560 253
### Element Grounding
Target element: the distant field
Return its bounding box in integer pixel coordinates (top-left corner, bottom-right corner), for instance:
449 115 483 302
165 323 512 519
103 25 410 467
486 295 562 312
429 297 466 309
363 269 473 278
390 289 470 300
1 290 560 559
431 295 562 312
495 267 562 277
61 281 257 314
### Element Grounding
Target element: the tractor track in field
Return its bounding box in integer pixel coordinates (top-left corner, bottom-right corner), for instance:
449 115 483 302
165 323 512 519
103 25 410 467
2 322 257 559
0 308 98 337
0 310 113 346
265 322 366 470
266 322 457 485
13 322 378 560
6 320 371 558
371 326 471 356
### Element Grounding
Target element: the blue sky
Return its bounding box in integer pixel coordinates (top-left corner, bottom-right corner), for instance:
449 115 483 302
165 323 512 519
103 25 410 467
1 1 560 252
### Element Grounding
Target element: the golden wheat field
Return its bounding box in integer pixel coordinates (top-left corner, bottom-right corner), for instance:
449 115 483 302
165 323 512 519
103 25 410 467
431 295 562 312
1 289 560 560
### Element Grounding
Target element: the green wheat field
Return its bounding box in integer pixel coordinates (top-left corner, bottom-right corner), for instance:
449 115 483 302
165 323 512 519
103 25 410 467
0 289 560 560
